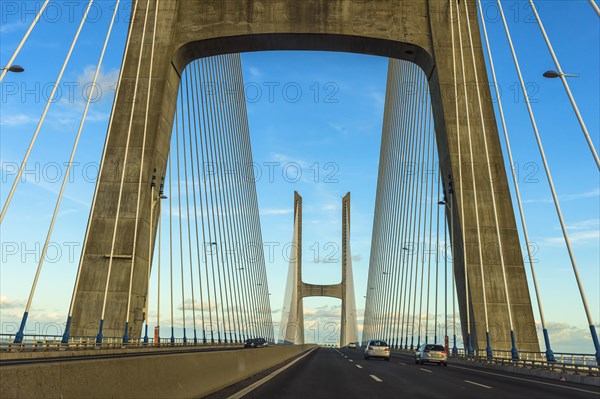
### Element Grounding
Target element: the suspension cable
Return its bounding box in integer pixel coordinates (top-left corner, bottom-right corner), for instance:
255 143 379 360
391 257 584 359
409 68 427 350
464 0 505 359
97 0 151 344
211 57 236 343
424 106 435 345
435 172 441 345
14 0 119 344
217 55 243 342
496 0 600 363
1 0 95 224
388 60 412 346
169 150 175 343
391 61 413 344
62 0 136 344
176 93 188 343
528 1 599 170
199 58 221 343
0 0 50 82
450 0 476 356
400 63 420 348
156 203 162 343
187 59 207 344
192 59 215 343
589 0 600 16
124 0 161 345
416 88 433 348
379 59 403 342
182 66 198 344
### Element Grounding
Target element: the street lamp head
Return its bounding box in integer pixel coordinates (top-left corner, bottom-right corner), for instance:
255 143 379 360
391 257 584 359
159 194 168 200
1 65 25 73
438 200 447 205
543 70 579 78
543 70 560 79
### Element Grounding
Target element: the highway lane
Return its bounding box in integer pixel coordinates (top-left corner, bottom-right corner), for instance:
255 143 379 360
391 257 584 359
233 347 600 399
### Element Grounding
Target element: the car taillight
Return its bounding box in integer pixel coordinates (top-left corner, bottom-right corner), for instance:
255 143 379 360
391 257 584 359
441 351 447 355
368 346 373 351
424 350 430 353
384 347 390 351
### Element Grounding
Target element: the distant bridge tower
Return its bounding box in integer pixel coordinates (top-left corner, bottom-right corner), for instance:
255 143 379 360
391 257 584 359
280 192 358 346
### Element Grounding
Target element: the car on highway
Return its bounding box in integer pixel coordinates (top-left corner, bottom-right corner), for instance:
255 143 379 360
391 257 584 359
244 338 269 348
348 342 357 349
415 344 448 366
364 340 390 361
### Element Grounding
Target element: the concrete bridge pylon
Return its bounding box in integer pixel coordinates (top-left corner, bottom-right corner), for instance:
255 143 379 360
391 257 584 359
279 192 358 346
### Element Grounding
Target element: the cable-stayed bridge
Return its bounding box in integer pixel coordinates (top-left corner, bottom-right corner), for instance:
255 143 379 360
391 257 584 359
0 1 599 398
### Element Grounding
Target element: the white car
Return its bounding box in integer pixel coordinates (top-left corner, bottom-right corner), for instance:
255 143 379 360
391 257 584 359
348 342 357 349
364 340 390 361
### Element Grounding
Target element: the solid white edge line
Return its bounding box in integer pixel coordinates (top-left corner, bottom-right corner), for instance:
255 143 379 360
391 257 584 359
450 365 600 395
420 368 433 373
227 347 318 399
465 380 492 389
370 374 383 382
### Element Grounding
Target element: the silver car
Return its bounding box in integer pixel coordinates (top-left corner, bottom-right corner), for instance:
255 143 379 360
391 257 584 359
415 344 448 366
364 340 390 361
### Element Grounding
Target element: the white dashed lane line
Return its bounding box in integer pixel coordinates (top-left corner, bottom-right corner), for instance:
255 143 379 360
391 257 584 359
356 365 363 369
465 380 492 389
349 359 354 362
370 375 383 382
420 368 432 373
398 362 407 366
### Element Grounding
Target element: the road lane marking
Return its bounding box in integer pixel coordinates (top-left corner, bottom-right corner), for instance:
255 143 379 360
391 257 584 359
349 359 354 362
227 347 318 399
420 368 432 373
450 365 600 395
356 365 363 369
398 362 407 366
465 380 492 389
370 375 383 382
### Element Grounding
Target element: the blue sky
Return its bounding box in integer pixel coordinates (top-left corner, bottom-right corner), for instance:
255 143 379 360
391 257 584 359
0 1 598 352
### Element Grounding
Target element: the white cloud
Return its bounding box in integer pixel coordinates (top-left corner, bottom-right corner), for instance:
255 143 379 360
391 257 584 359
542 218 600 246
524 188 600 204
261 208 293 216
0 113 36 126
543 230 600 245
76 65 119 103
540 322 600 354
0 296 25 309
0 21 23 34
248 67 262 78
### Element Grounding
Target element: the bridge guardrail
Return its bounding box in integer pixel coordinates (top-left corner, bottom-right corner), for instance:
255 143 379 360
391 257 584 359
391 348 600 377
0 333 246 353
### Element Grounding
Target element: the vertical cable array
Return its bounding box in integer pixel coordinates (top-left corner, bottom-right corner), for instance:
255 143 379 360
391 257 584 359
158 54 273 345
362 60 441 349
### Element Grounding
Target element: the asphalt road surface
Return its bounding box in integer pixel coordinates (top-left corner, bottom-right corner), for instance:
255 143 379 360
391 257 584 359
227 347 600 399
